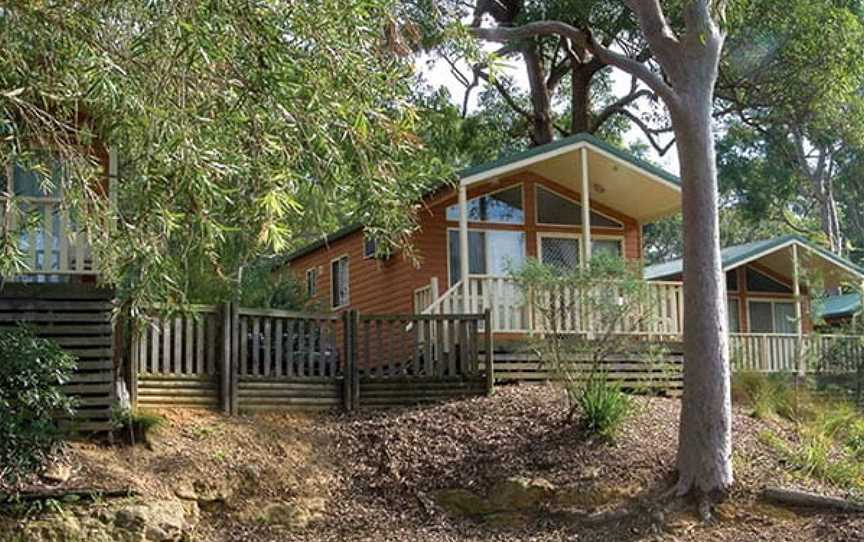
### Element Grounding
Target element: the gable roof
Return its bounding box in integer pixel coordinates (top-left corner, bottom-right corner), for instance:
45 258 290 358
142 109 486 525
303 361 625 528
282 134 680 264
458 132 681 187
644 235 864 284
815 292 861 320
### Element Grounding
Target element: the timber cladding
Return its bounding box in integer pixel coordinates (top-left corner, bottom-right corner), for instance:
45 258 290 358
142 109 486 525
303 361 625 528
0 283 116 433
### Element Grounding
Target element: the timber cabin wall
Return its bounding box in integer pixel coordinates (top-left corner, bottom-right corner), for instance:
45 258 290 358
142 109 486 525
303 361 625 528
286 172 644 319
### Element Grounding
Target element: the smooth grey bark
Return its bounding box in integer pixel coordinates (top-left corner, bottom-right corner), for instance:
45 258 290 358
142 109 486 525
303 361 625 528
471 0 734 500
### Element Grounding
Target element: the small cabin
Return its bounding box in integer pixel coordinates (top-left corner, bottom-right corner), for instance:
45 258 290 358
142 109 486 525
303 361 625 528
281 133 683 338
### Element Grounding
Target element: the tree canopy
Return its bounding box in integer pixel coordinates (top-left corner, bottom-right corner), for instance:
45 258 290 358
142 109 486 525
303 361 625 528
1 0 448 310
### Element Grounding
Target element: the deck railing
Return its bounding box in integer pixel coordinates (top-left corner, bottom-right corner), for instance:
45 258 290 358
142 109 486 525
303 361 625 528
728 333 864 374
422 274 684 337
1 197 95 275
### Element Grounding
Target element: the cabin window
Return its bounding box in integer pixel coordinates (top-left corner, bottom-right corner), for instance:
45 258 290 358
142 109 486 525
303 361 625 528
592 238 623 259
727 298 741 332
305 267 318 297
726 270 738 292
330 256 349 308
540 236 580 272
448 229 525 285
445 185 524 224
363 237 377 259
3 157 64 198
748 300 796 333
746 267 791 293
535 185 623 228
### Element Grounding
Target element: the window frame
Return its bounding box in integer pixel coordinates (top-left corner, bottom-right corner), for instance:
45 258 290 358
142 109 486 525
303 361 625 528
305 267 318 298
445 183 525 225
362 236 377 259
536 232 625 265
746 297 797 334
330 254 350 309
534 184 624 229
446 227 527 286
727 296 741 333
2 155 65 201
745 266 793 294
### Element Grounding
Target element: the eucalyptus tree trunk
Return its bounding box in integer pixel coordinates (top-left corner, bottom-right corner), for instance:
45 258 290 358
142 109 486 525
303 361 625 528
670 86 732 498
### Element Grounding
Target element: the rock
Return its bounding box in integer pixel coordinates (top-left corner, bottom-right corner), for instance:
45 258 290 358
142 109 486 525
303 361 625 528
260 497 326 529
41 464 72 484
114 500 198 542
192 479 231 504
23 514 83 542
173 481 197 501
431 489 493 517
488 477 556 511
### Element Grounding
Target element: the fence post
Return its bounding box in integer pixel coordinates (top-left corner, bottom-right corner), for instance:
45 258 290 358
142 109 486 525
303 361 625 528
484 309 494 395
230 302 240 415
342 310 354 412
351 310 360 410
220 301 232 415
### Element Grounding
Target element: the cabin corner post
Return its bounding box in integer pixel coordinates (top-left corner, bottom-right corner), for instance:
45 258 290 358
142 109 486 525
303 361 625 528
792 243 805 376
580 146 591 267
484 308 494 395
458 184 470 312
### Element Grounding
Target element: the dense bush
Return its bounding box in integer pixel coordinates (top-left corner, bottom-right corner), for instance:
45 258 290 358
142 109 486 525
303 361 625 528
0 327 77 483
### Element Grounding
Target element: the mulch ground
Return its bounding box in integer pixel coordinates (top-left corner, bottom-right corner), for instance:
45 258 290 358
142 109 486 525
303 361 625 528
4 384 864 541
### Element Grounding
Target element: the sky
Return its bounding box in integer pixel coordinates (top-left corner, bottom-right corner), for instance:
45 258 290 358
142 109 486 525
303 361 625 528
418 54 682 175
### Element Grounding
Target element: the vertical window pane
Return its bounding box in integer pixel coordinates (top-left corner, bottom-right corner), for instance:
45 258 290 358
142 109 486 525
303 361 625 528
331 257 349 308
774 302 796 333
748 301 773 332
12 159 62 198
486 231 525 275
448 230 486 285
727 298 740 332
541 237 580 273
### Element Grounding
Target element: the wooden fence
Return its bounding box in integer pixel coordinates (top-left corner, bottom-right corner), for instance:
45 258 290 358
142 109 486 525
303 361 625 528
486 343 684 395
131 305 492 413
0 284 115 432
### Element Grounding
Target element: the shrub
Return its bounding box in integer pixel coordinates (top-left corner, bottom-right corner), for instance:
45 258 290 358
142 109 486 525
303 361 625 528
571 371 632 438
0 327 77 483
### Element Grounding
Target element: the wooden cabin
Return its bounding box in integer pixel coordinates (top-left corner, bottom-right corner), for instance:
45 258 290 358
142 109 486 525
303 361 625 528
646 235 864 371
281 133 683 338
1 150 117 431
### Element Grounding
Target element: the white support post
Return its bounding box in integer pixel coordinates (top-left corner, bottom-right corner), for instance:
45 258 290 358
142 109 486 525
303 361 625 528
458 184 470 313
580 147 591 268
792 243 805 376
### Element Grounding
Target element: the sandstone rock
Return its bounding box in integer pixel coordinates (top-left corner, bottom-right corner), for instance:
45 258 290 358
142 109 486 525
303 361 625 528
431 489 493 516
173 481 197 501
192 479 231 503
41 464 72 484
260 497 326 529
114 500 197 542
483 511 531 528
488 477 556 511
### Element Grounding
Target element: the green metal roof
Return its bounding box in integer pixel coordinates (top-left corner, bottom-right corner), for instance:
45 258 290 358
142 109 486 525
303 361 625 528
458 132 681 186
815 292 861 320
284 134 678 264
644 234 864 280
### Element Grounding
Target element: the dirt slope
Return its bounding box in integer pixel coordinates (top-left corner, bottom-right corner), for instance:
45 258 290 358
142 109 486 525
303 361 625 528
4 385 864 541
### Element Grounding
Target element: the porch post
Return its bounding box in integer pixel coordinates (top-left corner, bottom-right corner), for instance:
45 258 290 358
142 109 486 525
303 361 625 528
580 147 592 267
792 243 805 376
458 184 470 313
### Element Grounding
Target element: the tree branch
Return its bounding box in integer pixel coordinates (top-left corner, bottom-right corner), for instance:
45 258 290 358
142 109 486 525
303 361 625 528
591 88 653 132
619 110 676 155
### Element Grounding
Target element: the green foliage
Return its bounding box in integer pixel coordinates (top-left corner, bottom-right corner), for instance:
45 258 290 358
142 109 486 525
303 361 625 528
0 327 76 484
1 1 450 309
572 370 632 438
742 372 864 493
